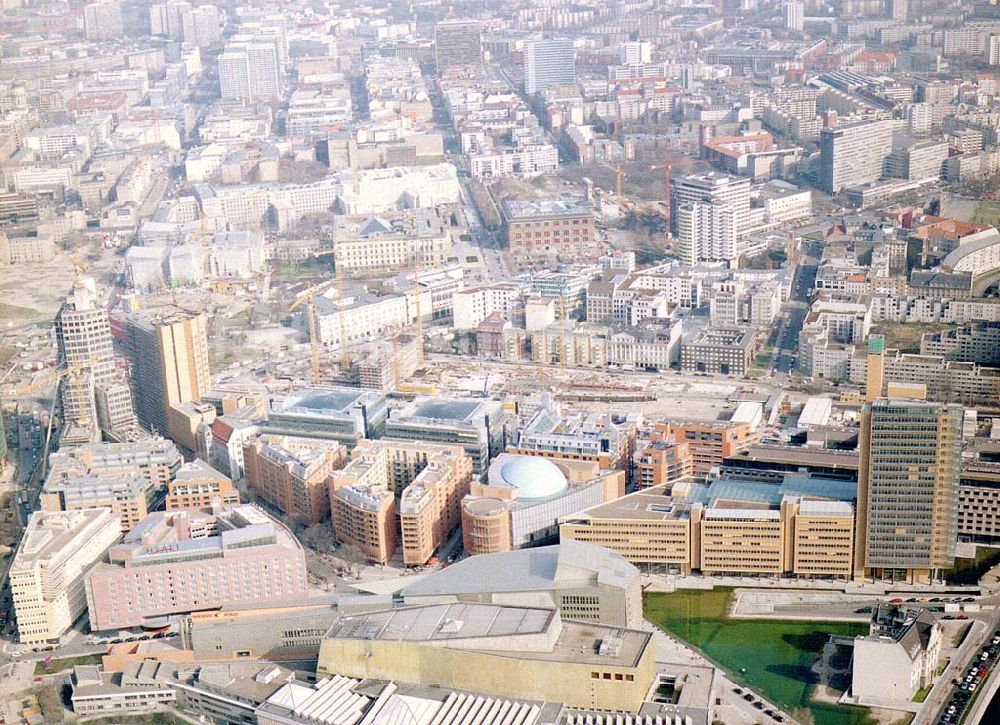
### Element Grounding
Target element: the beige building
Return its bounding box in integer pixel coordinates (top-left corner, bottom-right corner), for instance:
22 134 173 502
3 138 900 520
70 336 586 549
243 435 346 525
329 440 472 565
560 477 855 579
121 309 211 439
165 459 241 510
317 603 655 712
10 508 121 645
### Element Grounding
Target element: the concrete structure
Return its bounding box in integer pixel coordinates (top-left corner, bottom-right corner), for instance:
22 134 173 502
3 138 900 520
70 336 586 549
852 606 941 702
329 440 472 565
435 20 482 69
70 664 176 717
385 397 507 477
461 454 623 555
243 435 347 525
165 459 241 510
317 602 656 711
524 38 576 94
10 509 121 645
855 398 963 583
400 540 642 628
85 505 308 631
818 119 897 193
120 309 210 439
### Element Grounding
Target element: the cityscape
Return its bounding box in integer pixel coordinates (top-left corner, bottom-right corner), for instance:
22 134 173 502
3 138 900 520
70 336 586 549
3 1 1000 724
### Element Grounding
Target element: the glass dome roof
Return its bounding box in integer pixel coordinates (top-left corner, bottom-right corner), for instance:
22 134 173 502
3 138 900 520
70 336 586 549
498 456 569 500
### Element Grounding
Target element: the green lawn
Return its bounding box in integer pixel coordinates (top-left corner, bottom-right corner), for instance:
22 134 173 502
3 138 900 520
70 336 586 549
34 653 102 675
972 200 1000 228
644 589 874 725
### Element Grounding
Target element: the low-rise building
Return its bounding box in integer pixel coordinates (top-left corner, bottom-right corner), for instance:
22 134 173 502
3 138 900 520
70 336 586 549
317 602 656 712
852 606 941 702
266 386 388 447
165 459 240 510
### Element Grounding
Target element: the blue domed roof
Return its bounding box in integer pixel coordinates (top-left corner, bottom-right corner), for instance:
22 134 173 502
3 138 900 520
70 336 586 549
498 456 568 500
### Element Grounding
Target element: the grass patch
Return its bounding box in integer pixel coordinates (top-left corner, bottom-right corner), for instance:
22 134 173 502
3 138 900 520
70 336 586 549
644 589 873 725
34 653 102 675
944 545 1000 585
912 685 932 703
971 200 1000 228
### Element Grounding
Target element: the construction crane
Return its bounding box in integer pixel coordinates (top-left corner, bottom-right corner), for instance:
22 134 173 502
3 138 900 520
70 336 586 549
648 156 672 242
289 279 336 383
411 248 424 367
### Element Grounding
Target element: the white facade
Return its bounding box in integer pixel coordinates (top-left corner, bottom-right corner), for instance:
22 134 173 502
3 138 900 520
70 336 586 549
453 285 523 329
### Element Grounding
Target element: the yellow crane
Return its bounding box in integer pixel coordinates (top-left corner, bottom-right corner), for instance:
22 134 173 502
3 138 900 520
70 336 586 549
289 279 336 384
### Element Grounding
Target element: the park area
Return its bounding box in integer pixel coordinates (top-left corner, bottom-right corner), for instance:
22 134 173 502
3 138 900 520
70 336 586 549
972 200 1000 228
644 589 875 725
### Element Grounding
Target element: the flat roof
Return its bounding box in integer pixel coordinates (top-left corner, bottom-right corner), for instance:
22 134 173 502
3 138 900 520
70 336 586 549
412 399 483 422
284 388 368 414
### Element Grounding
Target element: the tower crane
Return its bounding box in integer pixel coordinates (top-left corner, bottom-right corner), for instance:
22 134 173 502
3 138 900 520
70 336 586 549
288 279 336 384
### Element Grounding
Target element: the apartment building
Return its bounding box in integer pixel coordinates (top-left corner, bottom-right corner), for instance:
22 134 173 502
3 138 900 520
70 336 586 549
165 459 241 510
818 119 897 193
435 20 482 69
855 399 963 583
452 284 522 329
669 172 751 236
329 440 472 565
957 464 1000 545
332 221 453 276
10 509 121 645
510 403 635 472
651 421 757 478
243 435 346 525
329 485 397 565
920 320 1000 365
501 197 595 252
636 438 694 489
85 505 308 631
41 439 182 530
524 38 576 94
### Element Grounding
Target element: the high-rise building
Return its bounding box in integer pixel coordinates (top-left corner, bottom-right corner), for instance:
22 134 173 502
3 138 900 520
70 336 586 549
10 509 121 644
818 119 897 193
524 38 576 94
855 398 963 583
121 309 210 438
785 1 805 31
83 0 124 41
434 20 482 70
219 41 282 102
669 172 752 236
55 277 138 442
620 41 652 65
675 202 738 264
890 0 908 21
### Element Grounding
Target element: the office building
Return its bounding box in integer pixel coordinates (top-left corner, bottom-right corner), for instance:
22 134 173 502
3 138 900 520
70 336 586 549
636 438 694 489
41 439 182 530
958 464 1000 545
243 435 346 525
384 397 507 477
524 38 576 94
219 41 282 103
400 540 642 628
121 309 211 439
502 197 595 252
511 403 634 472
818 119 897 194
55 277 139 442
435 20 482 70
329 440 472 565
855 399 963 583
649 421 757 478
85 505 308 631
266 386 388 447
165 459 241 510
317 602 656 712
10 509 121 645
83 0 123 41
560 476 856 579
680 327 763 376
461 454 623 555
